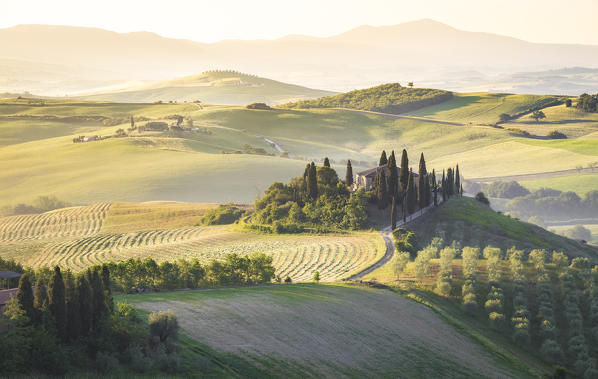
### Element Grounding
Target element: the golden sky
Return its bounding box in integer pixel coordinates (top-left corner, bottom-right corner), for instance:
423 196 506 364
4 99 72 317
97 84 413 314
2 0 597 45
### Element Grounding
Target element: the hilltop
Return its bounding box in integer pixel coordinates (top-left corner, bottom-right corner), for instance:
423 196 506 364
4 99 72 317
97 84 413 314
78 70 336 105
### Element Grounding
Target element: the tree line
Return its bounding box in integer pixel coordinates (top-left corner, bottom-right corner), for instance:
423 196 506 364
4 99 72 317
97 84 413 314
281 83 454 115
577 93 598 113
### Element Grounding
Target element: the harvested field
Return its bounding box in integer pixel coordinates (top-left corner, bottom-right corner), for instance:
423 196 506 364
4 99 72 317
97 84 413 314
124 284 525 378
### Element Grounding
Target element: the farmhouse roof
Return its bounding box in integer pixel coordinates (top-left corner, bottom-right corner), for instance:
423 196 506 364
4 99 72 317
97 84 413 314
0 271 22 280
356 165 418 179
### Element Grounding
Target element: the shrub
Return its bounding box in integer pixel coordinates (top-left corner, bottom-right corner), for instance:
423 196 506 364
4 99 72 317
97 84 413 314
393 228 417 258
149 310 179 348
488 312 505 329
540 339 564 363
463 293 478 314
485 181 530 199
201 205 245 225
548 130 567 139
247 102 272 110
474 192 490 206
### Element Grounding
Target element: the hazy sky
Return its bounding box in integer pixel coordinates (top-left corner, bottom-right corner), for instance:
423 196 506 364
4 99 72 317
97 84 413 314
2 0 598 45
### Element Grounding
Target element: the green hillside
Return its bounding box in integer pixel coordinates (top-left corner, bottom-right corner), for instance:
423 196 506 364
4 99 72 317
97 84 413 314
408 92 563 124
408 197 598 262
119 284 528 378
281 83 453 114
79 70 336 105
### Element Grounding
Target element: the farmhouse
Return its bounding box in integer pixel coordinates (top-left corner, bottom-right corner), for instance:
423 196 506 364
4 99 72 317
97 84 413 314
353 166 418 191
83 135 100 142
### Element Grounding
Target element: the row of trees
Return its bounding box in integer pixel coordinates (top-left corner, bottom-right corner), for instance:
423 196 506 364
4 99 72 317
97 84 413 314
105 252 275 292
505 187 598 221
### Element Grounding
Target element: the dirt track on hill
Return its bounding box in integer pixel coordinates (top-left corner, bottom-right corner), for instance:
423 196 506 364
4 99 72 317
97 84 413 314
469 167 597 182
326 108 465 126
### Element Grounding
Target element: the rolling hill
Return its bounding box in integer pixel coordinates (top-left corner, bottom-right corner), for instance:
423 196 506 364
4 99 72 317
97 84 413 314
78 70 336 105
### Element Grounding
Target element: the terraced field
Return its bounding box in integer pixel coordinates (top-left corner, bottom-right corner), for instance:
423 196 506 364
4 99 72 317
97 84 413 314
0 203 111 242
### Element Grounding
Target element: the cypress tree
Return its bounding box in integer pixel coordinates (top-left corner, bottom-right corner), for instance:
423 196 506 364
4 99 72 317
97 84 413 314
441 170 446 200
77 274 92 336
17 273 34 322
307 162 318 201
303 163 310 179
90 268 107 330
425 176 431 207
375 168 388 209
101 264 113 312
345 160 353 187
379 150 388 166
323 157 330 167
130 115 135 128
432 169 438 206
33 279 48 325
399 149 409 191
406 172 417 215
391 196 397 230
447 168 454 197
387 153 398 199
49 266 67 341
418 153 427 211
65 270 81 341
455 165 461 194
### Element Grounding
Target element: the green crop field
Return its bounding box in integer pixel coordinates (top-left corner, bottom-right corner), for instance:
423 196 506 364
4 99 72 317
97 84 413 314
118 284 526 378
0 202 384 281
407 92 562 124
518 172 598 196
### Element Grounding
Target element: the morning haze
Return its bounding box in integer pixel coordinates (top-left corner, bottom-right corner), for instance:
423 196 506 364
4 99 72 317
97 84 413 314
1 1 597 378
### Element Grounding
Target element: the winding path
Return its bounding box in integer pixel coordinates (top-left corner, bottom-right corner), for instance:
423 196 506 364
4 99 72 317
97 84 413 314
346 199 441 281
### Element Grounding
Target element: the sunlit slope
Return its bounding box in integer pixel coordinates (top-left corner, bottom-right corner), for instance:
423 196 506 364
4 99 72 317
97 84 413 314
124 285 527 378
407 93 562 124
79 71 336 105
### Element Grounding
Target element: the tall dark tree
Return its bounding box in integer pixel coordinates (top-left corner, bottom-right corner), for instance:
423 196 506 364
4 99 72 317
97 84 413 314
442 169 447 201
391 195 397 230
303 163 310 179
323 157 330 167
418 153 428 211
76 274 92 336
432 169 438 206
307 162 318 201
90 269 107 330
399 149 409 191
375 168 388 209
345 160 353 187
16 273 34 322
49 266 67 341
387 153 398 199
33 279 48 325
379 150 388 166
65 271 80 341
101 264 113 312
446 168 454 198
406 172 417 215
130 115 135 128
455 165 461 194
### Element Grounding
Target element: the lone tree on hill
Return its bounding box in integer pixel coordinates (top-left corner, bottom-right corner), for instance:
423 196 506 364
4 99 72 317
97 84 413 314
499 113 510 123
345 160 353 187
17 273 34 321
130 116 135 128
400 149 409 191
313 271 320 283
379 150 388 166
49 266 67 341
531 110 546 122
323 157 330 167
408 82 414 88
307 162 318 201
565 99 572 107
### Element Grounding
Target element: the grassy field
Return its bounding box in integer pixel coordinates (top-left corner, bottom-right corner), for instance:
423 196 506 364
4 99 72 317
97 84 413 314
504 103 598 138
407 197 598 262
407 92 561 124
118 284 528 378
518 172 598 195
0 202 385 281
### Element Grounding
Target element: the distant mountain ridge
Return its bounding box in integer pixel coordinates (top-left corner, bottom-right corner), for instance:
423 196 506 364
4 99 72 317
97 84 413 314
1 20 598 95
